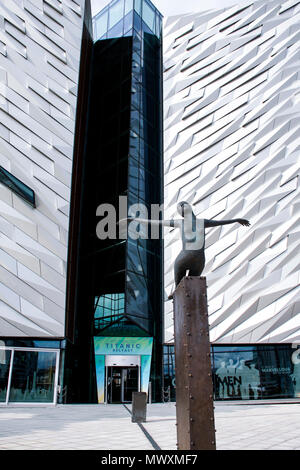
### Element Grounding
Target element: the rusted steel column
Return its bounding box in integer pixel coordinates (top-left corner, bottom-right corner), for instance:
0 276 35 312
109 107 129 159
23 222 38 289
172 276 216 450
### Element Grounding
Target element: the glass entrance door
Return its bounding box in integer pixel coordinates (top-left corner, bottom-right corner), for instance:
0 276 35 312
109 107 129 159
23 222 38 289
107 367 122 403
122 367 138 402
106 366 139 403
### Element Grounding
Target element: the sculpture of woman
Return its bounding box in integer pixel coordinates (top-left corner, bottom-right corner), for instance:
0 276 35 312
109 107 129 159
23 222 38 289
123 200 250 287
171 202 250 286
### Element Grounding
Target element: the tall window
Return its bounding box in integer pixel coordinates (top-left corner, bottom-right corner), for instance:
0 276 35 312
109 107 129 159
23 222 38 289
94 293 125 332
0 348 59 404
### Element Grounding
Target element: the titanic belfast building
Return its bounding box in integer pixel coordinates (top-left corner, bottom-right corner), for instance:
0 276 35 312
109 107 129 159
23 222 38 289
0 0 300 406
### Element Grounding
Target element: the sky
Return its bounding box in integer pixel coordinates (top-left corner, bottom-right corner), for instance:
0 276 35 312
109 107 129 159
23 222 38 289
90 0 241 17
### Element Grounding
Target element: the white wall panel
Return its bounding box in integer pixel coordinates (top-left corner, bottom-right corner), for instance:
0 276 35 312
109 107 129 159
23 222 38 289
163 0 300 344
0 0 87 337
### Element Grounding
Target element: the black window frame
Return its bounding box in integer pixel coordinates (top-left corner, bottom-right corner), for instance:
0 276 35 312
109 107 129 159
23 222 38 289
0 166 36 208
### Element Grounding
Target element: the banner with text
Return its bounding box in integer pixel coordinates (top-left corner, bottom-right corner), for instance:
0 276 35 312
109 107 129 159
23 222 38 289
94 337 153 403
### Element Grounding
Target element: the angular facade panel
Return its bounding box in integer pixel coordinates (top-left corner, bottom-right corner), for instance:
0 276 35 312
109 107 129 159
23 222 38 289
163 0 300 344
0 0 91 337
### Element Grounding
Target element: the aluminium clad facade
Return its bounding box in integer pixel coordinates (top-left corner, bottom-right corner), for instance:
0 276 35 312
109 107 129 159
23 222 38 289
0 0 91 338
163 0 300 345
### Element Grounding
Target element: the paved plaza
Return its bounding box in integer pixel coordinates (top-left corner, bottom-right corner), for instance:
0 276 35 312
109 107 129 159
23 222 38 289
1 402 300 450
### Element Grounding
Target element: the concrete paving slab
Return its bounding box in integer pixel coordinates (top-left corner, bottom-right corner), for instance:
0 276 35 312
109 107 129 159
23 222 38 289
0 402 300 450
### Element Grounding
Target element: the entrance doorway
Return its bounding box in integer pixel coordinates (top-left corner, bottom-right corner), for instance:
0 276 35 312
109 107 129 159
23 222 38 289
107 366 139 403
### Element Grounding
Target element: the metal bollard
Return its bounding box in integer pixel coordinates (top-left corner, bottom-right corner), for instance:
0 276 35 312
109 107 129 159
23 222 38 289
132 391 147 423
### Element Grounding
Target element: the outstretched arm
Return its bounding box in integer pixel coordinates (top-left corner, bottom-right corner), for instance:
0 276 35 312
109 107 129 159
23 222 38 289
118 217 175 227
204 218 250 228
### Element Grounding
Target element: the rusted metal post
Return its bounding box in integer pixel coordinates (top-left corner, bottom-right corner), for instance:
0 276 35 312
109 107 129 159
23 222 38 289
172 276 216 450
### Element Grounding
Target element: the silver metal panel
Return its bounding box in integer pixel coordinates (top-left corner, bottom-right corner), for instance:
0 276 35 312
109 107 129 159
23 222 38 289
163 0 300 344
0 0 88 337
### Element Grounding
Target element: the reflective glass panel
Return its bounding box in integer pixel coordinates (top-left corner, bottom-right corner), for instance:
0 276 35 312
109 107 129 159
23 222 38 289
134 0 141 15
95 10 108 38
0 339 61 349
124 11 133 34
108 0 124 29
164 345 299 401
155 14 161 38
214 350 255 400
123 367 139 402
292 348 300 398
9 350 57 403
107 19 124 38
124 28 133 37
142 1 155 32
0 349 11 402
163 345 176 401
133 11 142 34
126 269 149 319
0 166 35 207
94 293 125 331
213 346 295 400
128 157 139 197
130 108 140 135
124 0 133 15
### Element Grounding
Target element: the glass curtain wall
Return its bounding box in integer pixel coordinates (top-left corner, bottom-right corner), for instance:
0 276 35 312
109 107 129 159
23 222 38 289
0 348 59 404
163 344 300 401
212 345 297 400
64 34 133 404
94 293 126 333
93 0 161 41
94 0 163 399
64 0 163 403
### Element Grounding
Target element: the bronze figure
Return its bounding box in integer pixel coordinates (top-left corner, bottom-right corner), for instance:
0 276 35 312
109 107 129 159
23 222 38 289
120 201 250 287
